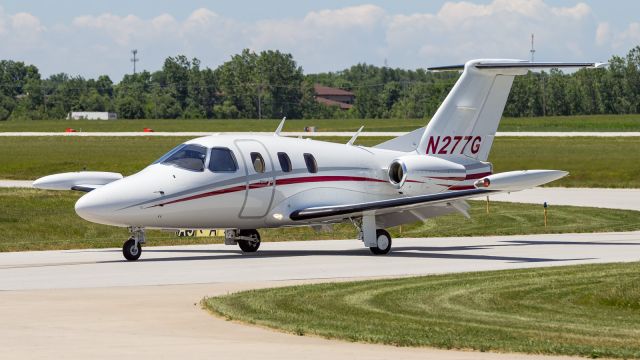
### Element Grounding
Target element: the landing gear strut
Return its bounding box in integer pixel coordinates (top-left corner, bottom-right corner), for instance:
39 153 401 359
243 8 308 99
225 229 261 253
123 227 145 261
354 215 393 255
370 229 392 255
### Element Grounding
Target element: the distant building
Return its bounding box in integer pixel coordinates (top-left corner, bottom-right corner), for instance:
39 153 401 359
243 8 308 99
314 84 355 110
68 112 117 120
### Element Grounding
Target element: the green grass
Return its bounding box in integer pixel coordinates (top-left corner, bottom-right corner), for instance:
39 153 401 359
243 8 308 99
1 188 639 252
0 114 639 132
500 114 640 132
0 136 638 188
489 137 640 188
204 262 640 358
0 118 424 132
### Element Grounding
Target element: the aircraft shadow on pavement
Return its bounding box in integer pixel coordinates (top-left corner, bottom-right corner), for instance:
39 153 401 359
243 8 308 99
93 239 609 264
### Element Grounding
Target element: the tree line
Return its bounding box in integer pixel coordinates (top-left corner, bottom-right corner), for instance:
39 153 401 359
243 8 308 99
1 46 639 120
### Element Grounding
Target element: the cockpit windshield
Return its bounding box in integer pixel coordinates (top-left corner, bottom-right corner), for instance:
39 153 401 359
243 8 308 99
154 144 207 172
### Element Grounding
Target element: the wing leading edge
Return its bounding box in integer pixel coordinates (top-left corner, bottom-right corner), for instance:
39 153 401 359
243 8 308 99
290 169 568 222
289 188 497 221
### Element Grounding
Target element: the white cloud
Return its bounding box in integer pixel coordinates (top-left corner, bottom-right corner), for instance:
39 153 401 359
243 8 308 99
248 5 387 70
0 7 6 35
0 9 45 51
0 1 638 80
611 22 640 49
596 22 611 46
386 0 596 66
11 12 45 32
183 8 219 31
303 4 385 29
73 14 147 46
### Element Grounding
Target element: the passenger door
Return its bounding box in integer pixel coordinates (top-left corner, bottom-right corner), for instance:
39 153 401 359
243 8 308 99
234 139 276 218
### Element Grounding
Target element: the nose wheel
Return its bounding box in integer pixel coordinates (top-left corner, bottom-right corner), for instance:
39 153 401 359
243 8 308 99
237 229 261 253
123 238 142 261
123 226 145 261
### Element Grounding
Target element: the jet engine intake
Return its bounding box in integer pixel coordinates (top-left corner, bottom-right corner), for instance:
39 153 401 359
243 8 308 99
387 155 467 189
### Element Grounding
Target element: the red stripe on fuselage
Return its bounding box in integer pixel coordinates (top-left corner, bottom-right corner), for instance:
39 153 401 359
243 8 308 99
276 175 387 186
151 175 388 208
153 185 247 207
464 172 492 180
427 172 491 182
446 185 476 190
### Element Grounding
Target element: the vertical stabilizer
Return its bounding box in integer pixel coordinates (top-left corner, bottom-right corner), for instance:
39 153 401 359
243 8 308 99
417 59 519 161
414 59 599 161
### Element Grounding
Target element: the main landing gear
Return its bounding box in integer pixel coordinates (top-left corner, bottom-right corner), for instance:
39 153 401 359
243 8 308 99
354 215 393 255
123 226 145 261
370 229 392 255
225 229 261 253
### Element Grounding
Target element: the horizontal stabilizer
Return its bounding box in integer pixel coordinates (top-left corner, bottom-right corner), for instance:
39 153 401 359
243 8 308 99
474 170 568 191
428 61 605 72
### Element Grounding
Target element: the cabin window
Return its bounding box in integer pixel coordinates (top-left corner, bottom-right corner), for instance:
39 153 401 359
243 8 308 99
208 148 238 172
160 144 207 172
303 153 318 173
251 152 265 173
277 152 292 172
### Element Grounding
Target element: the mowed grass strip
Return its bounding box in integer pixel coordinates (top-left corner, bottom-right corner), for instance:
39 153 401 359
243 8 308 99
0 114 639 132
1 188 640 251
0 136 638 188
204 262 640 359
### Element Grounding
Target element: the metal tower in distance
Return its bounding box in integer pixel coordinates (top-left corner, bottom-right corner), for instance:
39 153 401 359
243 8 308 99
131 49 139 75
530 34 536 62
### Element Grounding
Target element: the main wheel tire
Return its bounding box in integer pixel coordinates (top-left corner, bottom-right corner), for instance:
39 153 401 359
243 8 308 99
238 229 261 253
370 229 392 255
123 238 142 261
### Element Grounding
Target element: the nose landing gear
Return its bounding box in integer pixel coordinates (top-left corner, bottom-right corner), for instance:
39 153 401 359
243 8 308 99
123 227 145 261
237 229 261 252
224 229 261 253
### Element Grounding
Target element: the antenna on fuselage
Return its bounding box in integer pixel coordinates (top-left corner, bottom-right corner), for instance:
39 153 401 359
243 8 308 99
347 126 364 146
274 117 286 136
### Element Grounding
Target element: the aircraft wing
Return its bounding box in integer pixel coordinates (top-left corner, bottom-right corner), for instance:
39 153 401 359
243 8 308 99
33 172 123 193
289 188 495 221
289 169 568 222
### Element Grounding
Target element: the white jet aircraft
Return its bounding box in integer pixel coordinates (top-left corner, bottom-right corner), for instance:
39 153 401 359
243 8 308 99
34 59 603 260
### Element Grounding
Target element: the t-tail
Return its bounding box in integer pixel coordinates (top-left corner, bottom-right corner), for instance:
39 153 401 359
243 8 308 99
382 59 603 161
418 59 605 160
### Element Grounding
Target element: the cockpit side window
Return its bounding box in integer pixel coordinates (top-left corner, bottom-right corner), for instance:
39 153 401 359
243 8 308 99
153 144 185 165
160 144 207 172
209 148 238 172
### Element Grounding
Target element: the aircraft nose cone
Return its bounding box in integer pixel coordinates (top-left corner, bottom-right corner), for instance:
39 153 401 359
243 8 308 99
74 190 121 225
75 191 103 222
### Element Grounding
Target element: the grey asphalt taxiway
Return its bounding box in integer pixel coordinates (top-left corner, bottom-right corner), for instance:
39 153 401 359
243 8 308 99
1 232 639 359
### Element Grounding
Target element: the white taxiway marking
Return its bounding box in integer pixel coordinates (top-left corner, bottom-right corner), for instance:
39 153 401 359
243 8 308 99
0 180 33 188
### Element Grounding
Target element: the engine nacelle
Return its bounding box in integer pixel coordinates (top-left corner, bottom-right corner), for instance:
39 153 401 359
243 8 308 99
388 155 467 190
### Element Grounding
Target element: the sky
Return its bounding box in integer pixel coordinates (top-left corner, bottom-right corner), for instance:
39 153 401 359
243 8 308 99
1 0 639 81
